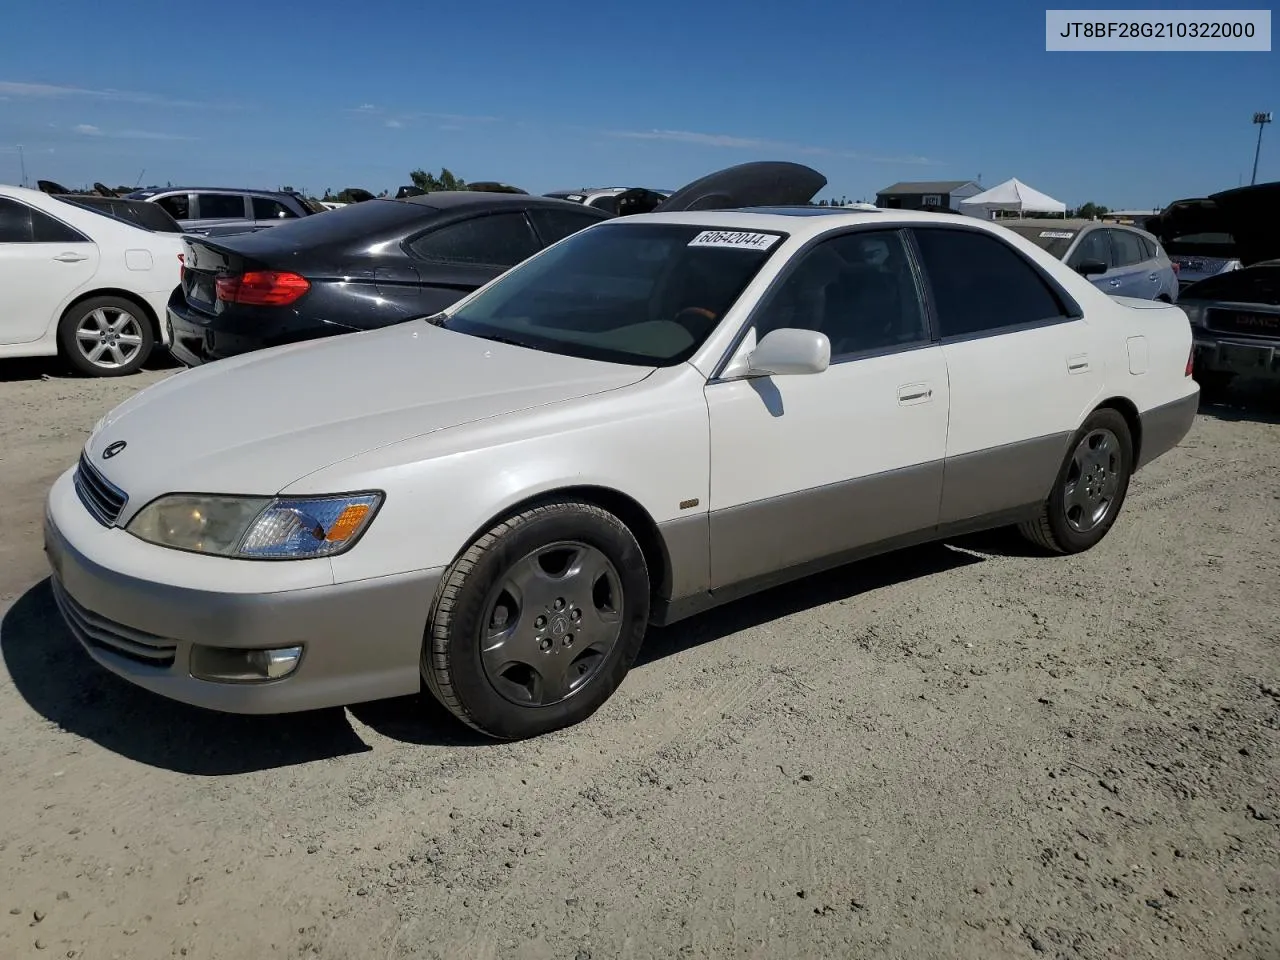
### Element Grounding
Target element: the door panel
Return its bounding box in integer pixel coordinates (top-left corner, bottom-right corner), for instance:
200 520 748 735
938 321 1100 522
0 198 99 345
706 346 950 589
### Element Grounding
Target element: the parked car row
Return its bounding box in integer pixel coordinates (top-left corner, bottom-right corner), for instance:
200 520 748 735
3 165 1277 394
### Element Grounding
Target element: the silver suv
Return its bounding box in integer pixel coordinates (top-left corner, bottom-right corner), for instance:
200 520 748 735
124 187 327 236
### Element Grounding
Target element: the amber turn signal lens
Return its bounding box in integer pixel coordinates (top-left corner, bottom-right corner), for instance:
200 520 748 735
325 503 371 542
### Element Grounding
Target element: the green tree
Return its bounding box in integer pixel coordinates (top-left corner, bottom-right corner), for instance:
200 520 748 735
1072 202 1109 220
409 167 467 192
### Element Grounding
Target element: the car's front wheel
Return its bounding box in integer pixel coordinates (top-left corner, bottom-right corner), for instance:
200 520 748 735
1019 407 1134 554
422 501 651 740
58 296 155 377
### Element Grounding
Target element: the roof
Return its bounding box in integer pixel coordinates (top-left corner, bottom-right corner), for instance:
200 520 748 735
877 180 979 196
998 218 1155 236
598 206 989 243
737 205 882 217
998 218 1097 231
127 186 299 198
396 191 597 212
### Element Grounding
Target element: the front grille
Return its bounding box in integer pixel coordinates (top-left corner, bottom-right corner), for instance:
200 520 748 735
51 577 177 667
1206 308 1280 339
74 453 127 526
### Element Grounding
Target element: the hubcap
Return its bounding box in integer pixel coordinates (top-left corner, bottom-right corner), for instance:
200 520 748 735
1063 428 1122 533
479 541 625 707
75 308 144 369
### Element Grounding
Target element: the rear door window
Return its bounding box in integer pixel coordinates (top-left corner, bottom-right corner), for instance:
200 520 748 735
407 212 540 267
1109 229 1146 267
252 196 298 220
31 208 88 242
0 197 34 241
528 207 606 246
156 194 191 220
195 193 248 220
911 227 1074 339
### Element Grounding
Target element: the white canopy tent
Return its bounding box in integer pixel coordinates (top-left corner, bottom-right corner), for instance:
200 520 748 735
959 178 1067 217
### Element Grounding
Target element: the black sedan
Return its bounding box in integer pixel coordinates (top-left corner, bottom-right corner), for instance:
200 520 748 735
166 161 825 366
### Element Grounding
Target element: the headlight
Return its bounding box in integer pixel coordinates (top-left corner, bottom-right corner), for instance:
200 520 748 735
127 492 382 559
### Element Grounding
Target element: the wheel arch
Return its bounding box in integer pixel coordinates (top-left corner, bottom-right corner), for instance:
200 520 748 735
1092 395 1143 464
453 484 673 604
59 288 163 345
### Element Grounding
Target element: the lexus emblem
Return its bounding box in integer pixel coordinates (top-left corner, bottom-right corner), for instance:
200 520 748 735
102 440 127 460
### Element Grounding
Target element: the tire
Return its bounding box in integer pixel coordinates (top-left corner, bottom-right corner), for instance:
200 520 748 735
1018 407 1134 555
58 296 155 377
422 500 651 740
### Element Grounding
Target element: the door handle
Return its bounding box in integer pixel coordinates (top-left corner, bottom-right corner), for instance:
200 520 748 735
1067 354 1090 374
52 252 88 262
897 383 933 404
1148 273 1159 281
1107 279 1120 287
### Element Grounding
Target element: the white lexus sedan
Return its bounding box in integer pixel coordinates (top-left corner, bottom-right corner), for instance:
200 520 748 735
44 204 1200 739
0 184 183 376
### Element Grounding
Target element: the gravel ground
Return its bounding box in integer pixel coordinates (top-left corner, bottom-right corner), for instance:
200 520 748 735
1 360 1277 960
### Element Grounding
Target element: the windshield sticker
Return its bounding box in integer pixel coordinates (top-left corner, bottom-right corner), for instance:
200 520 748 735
688 230 780 251
1039 230 1075 239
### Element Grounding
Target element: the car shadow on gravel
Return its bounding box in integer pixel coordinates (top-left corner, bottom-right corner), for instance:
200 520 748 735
0 352 181 383
0 579 486 775
637 541 984 664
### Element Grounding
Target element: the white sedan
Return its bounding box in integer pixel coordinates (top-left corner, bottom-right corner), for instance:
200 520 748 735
0 184 183 376
43 202 1199 739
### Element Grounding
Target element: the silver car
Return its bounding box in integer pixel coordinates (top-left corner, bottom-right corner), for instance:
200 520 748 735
125 187 327 236
1000 220 1178 302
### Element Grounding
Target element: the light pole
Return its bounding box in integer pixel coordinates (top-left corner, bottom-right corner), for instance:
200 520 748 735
17 144 26 188
1252 112 1272 185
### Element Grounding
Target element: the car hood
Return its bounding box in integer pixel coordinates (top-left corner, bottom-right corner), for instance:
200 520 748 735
1150 181 1280 266
84 323 653 515
653 161 827 213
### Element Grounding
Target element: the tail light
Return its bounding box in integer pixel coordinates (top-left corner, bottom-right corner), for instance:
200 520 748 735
1171 261 1180 275
215 271 310 306
1185 346 1194 377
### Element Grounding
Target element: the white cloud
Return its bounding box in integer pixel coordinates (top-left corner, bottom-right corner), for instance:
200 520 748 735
0 80 227 109
72 123 195 142
385 118 403 128
610 128 940 165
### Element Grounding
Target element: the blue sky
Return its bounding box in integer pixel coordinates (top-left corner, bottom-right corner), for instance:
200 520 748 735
0 0 1274 208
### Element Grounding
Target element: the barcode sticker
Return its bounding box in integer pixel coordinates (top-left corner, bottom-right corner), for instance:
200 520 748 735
688 230 780 251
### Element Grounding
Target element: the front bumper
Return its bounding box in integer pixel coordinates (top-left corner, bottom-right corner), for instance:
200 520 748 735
1193 335 1280 381
43 471 442 714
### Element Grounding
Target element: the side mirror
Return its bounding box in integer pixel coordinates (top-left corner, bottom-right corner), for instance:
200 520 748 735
1076 258 1107 277
747 328 830 376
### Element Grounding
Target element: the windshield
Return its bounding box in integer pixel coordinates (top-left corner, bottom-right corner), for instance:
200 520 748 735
1003 225 1078 259
440 222 788 366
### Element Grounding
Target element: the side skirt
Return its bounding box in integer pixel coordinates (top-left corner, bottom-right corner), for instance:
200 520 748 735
649 503 1041 627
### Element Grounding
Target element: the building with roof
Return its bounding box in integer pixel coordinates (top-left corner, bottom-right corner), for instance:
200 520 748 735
875 179 985 215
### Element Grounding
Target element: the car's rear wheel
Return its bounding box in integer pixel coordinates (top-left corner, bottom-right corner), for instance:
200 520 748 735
422 501 650 740
1018 408 1133 554
58 296 154 377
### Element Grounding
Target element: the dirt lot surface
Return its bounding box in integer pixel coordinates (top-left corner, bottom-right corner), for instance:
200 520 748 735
0 361 1277 960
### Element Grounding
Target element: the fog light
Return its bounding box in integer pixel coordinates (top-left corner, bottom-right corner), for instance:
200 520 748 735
190 645 303 683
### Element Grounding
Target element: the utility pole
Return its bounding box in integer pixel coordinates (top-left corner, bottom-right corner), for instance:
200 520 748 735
17 144 26 187
1252 112 1272 185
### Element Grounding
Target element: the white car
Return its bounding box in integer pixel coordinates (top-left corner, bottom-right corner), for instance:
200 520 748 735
0 184 183 376
43 198 1200 740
